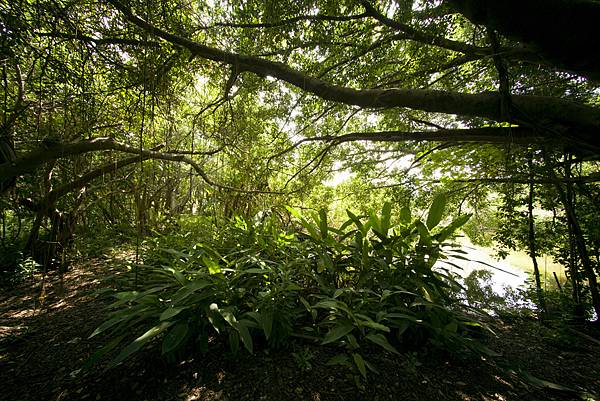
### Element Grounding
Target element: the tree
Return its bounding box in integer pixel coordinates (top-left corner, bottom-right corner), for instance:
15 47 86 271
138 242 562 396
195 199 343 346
1 0 599 315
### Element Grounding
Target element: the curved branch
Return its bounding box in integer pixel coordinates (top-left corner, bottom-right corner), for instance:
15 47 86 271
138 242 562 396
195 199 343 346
39 146 164 207
0 137 281 194
34 31 164 48
271 127 547 160
105 0 600 144
360 0 542 65
206 12 369 30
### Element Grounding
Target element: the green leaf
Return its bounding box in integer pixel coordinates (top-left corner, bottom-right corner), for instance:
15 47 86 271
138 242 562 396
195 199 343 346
219 309 237 327
313 299 339 309
381 202 392 234
110 321 173 367
162 322 189 354
365 333 400 355
400 206 411 225
299 296 312 312
427 194 446 229
83 335 125 369
234 320 253 353
238 268 269 275
326 353 350 366
415 221 432 247
179 280 212 303
436 214 472 242
444 321 458 333
169 267 187 286
358 320 390 332
286 206 319 239
318 208 328 238
229 330 240 354
202 256 221 275
346 210 365 232
322 321 354 345
352 353 367 379
520 371 578 392
89 307 149 338
262 309 273 340
368 210 381 234
160 306 186 321
161 248 192 260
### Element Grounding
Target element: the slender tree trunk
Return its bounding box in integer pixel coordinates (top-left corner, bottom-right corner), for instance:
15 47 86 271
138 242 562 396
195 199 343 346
527 152 546 318
565 153 584 318
544 149 600 320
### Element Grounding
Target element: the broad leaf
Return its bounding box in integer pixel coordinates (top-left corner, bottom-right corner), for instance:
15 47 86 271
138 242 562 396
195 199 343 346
160 306 186 321
234 320 254 353
436 214 471 242
365 333 400 355
110 321 173 367
427 194 446 229
400 206 411 225
352 353 367 378
322 321 354 345
326 353 350 366
162 322 189 354
318 208 328 239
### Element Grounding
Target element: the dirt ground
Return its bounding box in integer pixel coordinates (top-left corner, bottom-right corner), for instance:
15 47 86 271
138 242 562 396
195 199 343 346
2 257 599 401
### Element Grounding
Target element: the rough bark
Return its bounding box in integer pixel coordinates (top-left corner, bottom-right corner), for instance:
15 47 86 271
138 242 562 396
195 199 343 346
447 0 600 81
361 0 543 67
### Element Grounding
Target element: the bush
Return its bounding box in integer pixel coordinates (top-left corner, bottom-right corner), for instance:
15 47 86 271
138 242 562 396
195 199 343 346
88 198 495 379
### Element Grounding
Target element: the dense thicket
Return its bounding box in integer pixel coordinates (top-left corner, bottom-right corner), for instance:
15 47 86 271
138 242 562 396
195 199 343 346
1 0 599 377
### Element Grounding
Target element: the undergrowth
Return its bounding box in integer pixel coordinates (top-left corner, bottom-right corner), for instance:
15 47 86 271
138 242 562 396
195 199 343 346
87 197 497 380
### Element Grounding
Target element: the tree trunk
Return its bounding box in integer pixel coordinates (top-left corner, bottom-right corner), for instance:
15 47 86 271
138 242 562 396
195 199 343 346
527 153 546 318
565 154 584 319
545 150 600 320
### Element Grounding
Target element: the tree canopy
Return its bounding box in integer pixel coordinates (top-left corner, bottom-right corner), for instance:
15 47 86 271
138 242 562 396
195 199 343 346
1 0 600 312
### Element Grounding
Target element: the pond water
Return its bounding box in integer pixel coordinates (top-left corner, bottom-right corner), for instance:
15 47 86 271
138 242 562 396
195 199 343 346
436 241 530 295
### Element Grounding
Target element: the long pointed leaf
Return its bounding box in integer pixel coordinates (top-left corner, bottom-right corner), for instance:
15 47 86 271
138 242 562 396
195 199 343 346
322 321 354 345
162 322 189 354
427 194 446 229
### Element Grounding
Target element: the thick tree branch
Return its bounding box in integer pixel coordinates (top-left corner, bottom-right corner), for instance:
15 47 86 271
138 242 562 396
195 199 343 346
271 127 547 159
0 138 280 194
447 0 600 81
206 12 369 29
38 146 164 207
360 0 542 65
34 31 163 48
105 0 600 149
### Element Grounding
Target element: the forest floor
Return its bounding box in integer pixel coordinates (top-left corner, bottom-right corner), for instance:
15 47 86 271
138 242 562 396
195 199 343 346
1 255 600 401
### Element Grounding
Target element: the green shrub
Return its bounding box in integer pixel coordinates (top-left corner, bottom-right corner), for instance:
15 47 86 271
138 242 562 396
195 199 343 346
88 198 494 379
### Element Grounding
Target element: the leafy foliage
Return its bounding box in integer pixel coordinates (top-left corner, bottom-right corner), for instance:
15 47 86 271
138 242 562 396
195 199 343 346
88 200 491 379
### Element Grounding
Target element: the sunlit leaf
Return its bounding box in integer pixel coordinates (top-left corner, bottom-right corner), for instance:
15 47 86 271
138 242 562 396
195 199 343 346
427 194 446 229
